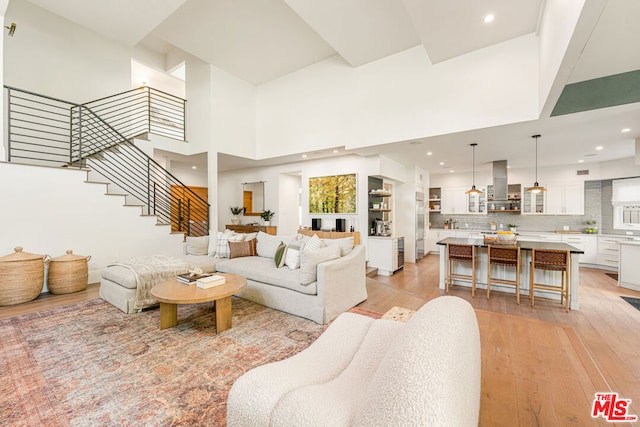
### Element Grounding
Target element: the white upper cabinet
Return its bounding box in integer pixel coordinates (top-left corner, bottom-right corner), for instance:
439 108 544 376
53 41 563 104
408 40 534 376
545 182 584 215
440 187 486 215
440 187 467 214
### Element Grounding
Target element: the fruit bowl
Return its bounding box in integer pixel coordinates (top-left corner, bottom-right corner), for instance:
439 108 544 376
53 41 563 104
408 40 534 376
497 231 517 242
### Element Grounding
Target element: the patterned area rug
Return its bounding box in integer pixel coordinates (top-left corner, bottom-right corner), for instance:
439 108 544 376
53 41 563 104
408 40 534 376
0 298 332 426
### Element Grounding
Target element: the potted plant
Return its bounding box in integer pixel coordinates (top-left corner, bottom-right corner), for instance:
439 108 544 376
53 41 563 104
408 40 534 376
230 206 245 224
508 224 518 233
260 209 275 225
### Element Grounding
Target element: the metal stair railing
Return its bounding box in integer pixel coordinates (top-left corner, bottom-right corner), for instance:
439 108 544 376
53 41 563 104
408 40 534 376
80 86 186 141
4 85 208 237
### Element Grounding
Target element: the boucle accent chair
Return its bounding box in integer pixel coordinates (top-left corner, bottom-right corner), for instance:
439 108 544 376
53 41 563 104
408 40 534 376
227 296 481 426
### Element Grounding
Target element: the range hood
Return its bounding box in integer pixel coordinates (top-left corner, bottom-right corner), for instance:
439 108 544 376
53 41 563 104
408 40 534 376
492 160 508 201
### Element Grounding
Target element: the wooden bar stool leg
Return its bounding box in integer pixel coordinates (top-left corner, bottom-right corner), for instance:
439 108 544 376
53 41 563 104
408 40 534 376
530 260 535 307
516 258 520 305
486 262 491 300
471 253 476 298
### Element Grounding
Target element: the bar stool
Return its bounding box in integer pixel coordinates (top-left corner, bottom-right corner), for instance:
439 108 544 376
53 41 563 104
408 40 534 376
487 245 521 304
530 249 570 312
445 243 476 297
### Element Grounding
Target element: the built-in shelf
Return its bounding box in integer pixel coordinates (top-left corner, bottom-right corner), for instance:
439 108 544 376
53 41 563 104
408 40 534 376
369 191 392 197
487 209 520 213
369 208 392 212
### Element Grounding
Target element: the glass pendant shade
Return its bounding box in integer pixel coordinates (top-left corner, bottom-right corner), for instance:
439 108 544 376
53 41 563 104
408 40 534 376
526 135 545 193
466 143 483 195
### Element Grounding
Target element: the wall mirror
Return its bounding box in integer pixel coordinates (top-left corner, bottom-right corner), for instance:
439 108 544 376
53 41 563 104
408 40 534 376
243 181 264 216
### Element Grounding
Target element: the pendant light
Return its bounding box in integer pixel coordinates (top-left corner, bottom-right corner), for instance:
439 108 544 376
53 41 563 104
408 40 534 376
465 143 483 195
526 134 546 193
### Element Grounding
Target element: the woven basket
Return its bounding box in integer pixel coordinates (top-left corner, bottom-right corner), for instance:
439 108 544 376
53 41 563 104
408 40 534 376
0 247 48 306
47 250 91 295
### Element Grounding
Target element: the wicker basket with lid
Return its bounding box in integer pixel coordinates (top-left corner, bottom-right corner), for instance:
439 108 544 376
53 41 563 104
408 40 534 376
0 246 48 306
47 250 91 295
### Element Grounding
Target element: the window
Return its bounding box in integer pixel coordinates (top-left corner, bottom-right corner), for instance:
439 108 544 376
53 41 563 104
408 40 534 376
612 178 640 230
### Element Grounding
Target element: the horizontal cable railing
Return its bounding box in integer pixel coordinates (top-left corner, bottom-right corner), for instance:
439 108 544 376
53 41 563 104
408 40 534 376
81 86 186 141
5 86 207 237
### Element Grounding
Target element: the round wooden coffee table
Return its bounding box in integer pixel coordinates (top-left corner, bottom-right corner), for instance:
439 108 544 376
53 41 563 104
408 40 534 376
150 273 246 333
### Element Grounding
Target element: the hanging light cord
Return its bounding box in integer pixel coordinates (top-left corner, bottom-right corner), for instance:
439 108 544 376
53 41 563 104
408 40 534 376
533 134 540 185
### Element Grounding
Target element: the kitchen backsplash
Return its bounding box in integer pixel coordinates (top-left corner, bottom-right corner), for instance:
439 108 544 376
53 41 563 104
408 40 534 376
429 180 630 235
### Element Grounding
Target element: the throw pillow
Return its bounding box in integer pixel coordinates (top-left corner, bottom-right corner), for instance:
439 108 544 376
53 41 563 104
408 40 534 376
304 234 324 252
185 236 209 255
256 231 282 258
274 242 287 268
229 238 257 259
322 236 355 256
216 231 245 258
299 245 340 285
284 243 302 270
208 232 220 256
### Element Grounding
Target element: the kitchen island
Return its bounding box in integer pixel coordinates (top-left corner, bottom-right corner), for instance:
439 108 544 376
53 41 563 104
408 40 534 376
437 237 584 310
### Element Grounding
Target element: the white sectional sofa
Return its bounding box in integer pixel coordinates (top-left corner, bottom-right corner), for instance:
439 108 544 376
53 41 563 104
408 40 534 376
214 231 367 324
227 296 481 426
100 231 367 324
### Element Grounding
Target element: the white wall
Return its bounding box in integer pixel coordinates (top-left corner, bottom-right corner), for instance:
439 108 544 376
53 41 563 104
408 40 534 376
256 35 539 158
538 0 586 114
4 0 135 102
0 163 185 288
131 59 185 98
210 66 257 159
218 155 375 239
278 173 302 236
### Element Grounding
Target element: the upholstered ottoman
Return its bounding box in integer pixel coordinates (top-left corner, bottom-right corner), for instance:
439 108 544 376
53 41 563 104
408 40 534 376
99 255 191 314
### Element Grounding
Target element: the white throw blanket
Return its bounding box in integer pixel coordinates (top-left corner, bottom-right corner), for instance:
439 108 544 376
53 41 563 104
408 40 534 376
109 255 189 310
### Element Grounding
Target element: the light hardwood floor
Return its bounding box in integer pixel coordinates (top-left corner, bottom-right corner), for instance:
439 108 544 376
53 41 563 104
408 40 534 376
358 254 640 426
2 255 639 425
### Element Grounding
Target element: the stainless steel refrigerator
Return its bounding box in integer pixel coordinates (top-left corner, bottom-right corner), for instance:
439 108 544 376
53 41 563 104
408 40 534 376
416 192 426 260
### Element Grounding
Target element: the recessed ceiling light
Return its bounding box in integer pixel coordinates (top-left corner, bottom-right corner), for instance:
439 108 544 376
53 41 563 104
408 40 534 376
191 166 197 170
302 154 307 158
578 159 584 163
622 128 631 133
507 165 511 169
332 149 339 154
595 146 603 151
484 14 495 23
449 169 454 173
439 162 444 166
427 152 433 156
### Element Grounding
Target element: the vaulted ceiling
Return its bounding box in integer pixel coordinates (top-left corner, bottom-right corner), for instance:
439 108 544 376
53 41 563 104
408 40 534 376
21 0 640 173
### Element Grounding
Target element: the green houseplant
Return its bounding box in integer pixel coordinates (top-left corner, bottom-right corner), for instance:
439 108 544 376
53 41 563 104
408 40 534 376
508 224 518 232
260 209 275 225
230 206 245 224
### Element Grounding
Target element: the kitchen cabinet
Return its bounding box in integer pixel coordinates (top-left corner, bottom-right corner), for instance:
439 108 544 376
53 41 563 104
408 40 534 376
597 235 631 270
521 190 545 214
428 187 441 213
440 187 467 214
368 236 404 276
467 187 486 214
619 241 640 291
545 182 585 215
440 187 486 215
561 234 597 264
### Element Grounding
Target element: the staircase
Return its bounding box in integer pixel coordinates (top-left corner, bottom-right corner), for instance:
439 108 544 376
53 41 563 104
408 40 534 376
4 85 208 237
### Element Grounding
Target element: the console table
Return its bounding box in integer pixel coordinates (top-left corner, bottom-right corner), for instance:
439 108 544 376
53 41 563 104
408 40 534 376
298 230 360 245
226 224 277 235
